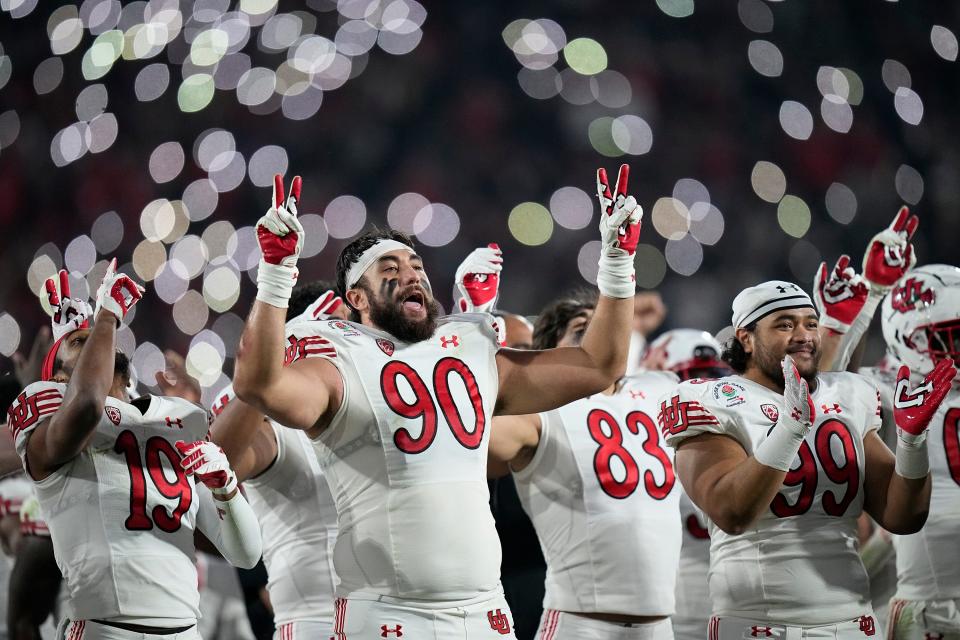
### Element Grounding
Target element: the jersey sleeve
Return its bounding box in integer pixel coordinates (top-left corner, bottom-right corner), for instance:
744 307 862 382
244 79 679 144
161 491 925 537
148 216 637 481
6 381 67 465
657 380 726 449
284 320 341 366
209 383 236 418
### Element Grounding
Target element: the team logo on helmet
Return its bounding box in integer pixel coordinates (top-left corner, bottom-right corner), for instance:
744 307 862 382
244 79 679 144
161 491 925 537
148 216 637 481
760 403 779 422
890 277 935 313
376 338 395 356
105 406 121 425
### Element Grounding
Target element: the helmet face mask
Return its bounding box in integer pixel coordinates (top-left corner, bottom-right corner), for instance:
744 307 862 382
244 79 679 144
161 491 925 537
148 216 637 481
647 329 733 381
882 264 960 376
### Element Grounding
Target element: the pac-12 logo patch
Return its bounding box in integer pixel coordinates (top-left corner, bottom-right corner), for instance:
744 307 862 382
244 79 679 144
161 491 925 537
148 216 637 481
376 338 395 356
105 406 121 425
760 403 779 422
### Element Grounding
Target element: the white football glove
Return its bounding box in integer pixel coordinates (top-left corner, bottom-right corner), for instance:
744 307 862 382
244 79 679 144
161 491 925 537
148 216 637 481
176 440 238 497
44 270 93 341
596 164 642 299
94 258 145 324
256 174 305 308
455 244 503 314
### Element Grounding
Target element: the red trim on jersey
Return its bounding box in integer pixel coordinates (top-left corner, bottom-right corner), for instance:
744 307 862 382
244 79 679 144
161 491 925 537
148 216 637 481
887 600 905 640
333 598 347 639
67 620 85 640
539 610 560 640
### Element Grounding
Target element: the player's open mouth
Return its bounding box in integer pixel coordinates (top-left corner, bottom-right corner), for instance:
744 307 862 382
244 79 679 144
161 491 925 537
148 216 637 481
401 292 424 313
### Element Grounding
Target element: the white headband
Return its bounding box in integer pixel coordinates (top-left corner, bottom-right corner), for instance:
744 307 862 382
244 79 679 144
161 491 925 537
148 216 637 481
346 239 416 289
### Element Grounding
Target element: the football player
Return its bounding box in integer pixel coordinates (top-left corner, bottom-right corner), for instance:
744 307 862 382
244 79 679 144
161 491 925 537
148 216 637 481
209 281 346 640
488 290 681 639
659 279 955 639
6 265 262 639
231 166 642 639
645 329 733 640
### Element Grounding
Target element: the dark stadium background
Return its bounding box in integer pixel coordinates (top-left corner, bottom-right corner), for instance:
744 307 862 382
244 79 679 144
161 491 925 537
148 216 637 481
0 0 958 400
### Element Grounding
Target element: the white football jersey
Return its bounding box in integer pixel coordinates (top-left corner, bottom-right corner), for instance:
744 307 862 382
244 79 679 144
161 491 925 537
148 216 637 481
513 373 681 616
286 314 502 603
674 489 711 638
7 381 208 625
243 420 339 624
659 373 881 624
862 367 960 601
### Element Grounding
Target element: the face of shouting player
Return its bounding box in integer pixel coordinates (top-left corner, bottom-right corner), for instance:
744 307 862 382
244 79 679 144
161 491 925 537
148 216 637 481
352 249 440 343
741 309 821 386
53 328 131 383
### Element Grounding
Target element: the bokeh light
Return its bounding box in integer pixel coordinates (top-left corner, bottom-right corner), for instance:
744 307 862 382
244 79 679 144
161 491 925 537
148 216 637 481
0 312 21 356
930 25 958 61
633 244 667 289
895 164 924 205
549 186 593 230
563 38 607 75
751 161 787 203
508 202 554 246
779 100 813 140
414 203 460 247
825 183 857 224
777 195 811 238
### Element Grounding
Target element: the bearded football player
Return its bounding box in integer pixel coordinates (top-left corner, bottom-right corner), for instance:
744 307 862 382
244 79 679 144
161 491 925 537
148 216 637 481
232 166 641 639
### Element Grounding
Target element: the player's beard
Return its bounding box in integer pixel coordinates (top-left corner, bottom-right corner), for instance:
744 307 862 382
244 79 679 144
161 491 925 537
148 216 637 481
367 287 440 344
752 337 820 386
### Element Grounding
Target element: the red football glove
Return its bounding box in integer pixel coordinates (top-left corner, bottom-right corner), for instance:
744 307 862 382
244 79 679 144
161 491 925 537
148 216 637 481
863 206 919 292
597 164 642 256
814 255 869 333
289 289 344 324
176 440 238 497
45 269 93 341
257 174 303 266
894 360 957 436
94 258 145 323
455 243 503 314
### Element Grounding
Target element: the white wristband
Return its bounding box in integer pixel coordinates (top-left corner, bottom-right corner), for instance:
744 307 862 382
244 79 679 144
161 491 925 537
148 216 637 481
256 260 298 308
596 252 636 299
895 428 929 479
754 420 810 472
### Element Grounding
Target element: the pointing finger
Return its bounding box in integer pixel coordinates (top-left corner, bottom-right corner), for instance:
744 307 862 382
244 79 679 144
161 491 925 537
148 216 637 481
289 175 302 208
614 164 630 199
905 214 919 240
273 174 284 209
890 206 909 233
45 277 60 307
59 270 71 299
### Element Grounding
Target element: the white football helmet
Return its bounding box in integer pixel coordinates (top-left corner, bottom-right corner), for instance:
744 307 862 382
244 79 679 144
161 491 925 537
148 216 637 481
881 264 960 375
645 329 732 380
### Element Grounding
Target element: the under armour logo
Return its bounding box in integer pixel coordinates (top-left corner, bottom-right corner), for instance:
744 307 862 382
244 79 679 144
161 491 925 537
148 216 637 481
821 403 842 414
790 408 802 421
165 417 184 429
776 284 799 293
858 616 876 637
440 335 459 348
487 609 511 635
629 390 646 399
380 624 403 638
751 626 773 638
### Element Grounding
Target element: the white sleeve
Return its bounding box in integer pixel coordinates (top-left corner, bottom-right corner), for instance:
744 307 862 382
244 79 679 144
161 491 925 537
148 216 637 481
6 382 66 468
657 381 726 449
195 484 262 569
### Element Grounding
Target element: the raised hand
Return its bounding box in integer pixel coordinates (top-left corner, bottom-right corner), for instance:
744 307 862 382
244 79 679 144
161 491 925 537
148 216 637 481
12 326 51 386
894 360 957 437
597 164 642 257
176 440 238 498
155 350 202 403
863 206 919 292
94 258 144 323
45 270 93 341
289 289 344 324
256 174 304 308
814 255 869 334
595 164 643 299
455 243 503 314
780 355 815 434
